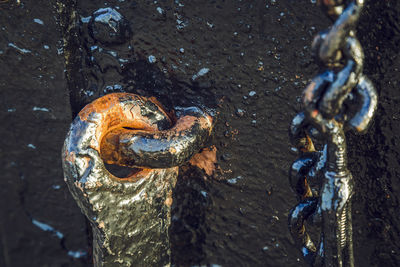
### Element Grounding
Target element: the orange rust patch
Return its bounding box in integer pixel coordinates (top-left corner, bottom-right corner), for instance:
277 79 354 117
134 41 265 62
65 151 76 163
301 178 313 200
299 135 316 153
165 114 212 138
100 129 122 165
78 93 166 143
189 146 217 176
304 82 316 103
173 115 197 132
78 93 123 121
111 168 154 183
164 191 173 207
311 109 319 118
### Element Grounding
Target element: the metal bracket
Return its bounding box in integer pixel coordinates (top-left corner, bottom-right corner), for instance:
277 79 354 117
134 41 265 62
62 93 213 266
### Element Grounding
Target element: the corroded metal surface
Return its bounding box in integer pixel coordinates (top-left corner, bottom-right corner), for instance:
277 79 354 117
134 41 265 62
288 1 378 266
62 93 213 266
2 0 400 266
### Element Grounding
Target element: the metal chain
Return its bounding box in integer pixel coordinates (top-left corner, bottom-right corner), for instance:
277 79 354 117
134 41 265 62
288 1 377 266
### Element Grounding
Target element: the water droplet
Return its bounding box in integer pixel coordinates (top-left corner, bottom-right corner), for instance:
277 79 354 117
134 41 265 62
148 55 156 63
33 18 44 25
27 144 36 149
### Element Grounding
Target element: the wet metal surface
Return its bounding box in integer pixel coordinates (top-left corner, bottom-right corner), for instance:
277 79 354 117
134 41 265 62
62 93 213 266
2 0 400 266
288 1 378 266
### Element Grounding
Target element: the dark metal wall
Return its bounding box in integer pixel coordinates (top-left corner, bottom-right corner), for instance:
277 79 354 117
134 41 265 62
0 1 88 266
1 0 400 266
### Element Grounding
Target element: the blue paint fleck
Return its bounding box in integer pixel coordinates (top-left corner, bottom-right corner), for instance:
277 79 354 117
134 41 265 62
227 175 243 184
148 55 156 63
32 219 64 239
192 67 210 80
68 250 87 259
33 106 49 112
81 16 92 23
27 144 36 149
8 43 31 54
33 18 44 25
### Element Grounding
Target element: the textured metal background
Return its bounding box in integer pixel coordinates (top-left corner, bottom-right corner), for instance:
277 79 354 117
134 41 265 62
1 0 400 266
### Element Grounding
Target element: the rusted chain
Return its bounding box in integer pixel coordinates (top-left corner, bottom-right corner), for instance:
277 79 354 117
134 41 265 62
288 1 377 266
62 93 213 266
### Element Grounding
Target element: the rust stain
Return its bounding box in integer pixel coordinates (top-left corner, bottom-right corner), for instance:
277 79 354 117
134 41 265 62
304 82 316 103
311 109 319 118
172 115 197 133
164 191 173 207
301 178 313 200
65 151 75 164
299 135 316 153
189 145 217 176
113 168 153 183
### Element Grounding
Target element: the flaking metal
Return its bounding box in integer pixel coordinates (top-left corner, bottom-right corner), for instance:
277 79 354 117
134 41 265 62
288 1 377 266
62 93 213 266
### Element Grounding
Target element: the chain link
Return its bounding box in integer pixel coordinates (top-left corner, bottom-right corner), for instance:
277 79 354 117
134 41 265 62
288 1 377 266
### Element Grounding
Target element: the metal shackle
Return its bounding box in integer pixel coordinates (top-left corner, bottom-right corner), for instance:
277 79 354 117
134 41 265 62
62 93 213 266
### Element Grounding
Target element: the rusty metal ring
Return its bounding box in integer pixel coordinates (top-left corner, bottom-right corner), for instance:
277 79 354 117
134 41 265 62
63 93 213 184
63 93 172 184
